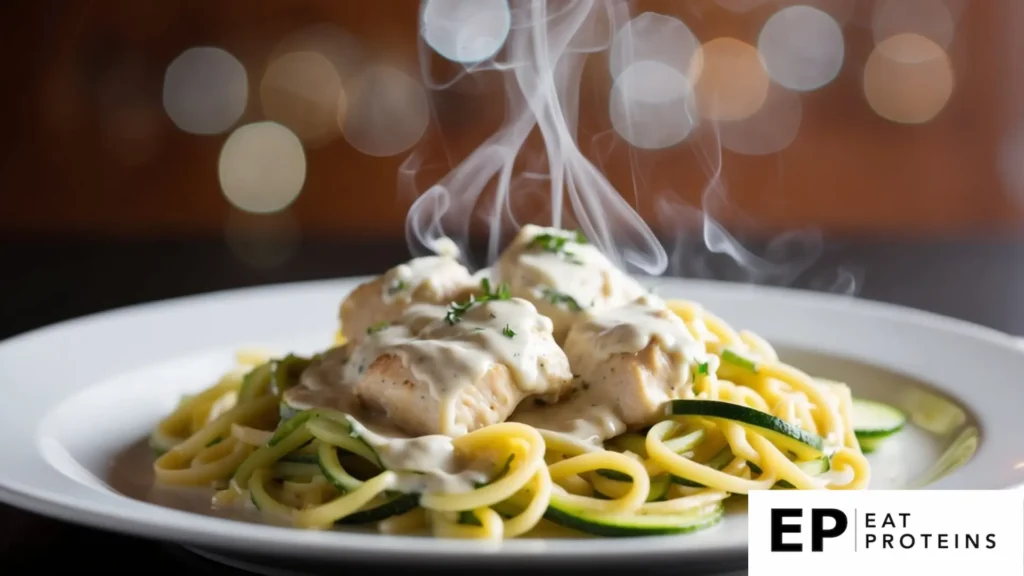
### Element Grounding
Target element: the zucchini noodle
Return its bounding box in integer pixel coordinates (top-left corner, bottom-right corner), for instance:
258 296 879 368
150 299 872 539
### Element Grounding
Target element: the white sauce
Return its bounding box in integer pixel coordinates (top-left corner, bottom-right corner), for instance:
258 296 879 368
512 295 706 443
341 248 477 339
351 419 489 494
380 254 474 305
495 225 647 341
564 294 705 378
284 346 361 414
285 366 490 495
345 298 571 436
512 400 626 445
285 294 572 492
291 235 702 485
428 236 461 259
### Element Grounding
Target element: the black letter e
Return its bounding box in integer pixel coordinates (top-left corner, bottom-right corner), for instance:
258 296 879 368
771 508 803 552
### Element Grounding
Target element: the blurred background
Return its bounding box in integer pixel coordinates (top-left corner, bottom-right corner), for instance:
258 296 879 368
3 2 1024 565
3 0 1024 336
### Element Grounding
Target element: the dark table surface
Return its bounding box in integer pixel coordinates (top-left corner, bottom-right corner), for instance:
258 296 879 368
3 234 1024 574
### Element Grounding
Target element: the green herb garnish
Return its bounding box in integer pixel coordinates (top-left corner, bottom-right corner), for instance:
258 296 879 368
527 231 586 265
387 280 408 295
444 279 512 325
528 232 569 252
502 324 516 338
540 287 583 312
444 297 477 325
696 362 709 375
367 321 390 335
480 278 511 301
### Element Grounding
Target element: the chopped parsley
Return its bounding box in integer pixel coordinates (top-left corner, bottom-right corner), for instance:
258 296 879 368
527 231 587 265
479 278 511 300
540 287 583 312
366 321 390 335
444 298 477 325
444 278 513 325
387 280 408 295
502 324 516 338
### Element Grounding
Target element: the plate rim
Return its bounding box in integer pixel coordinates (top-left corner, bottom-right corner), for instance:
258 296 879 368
1 277 1023 564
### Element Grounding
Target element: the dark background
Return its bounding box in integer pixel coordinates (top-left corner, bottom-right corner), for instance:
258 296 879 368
3 0 1024 573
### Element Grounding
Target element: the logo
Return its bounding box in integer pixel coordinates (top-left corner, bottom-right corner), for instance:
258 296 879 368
770 507 847 552
748 490 1023 576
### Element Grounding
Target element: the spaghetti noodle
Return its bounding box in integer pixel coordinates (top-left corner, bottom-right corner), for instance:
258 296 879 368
150 297 873 539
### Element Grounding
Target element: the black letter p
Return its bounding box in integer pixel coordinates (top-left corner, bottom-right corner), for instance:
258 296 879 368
811 508 848 552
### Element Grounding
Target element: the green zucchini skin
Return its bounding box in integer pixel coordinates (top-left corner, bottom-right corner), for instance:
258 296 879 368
667 399 825 460
543 498 725 537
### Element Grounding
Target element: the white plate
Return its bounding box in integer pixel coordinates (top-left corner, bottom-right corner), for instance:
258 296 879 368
1 277 1023 570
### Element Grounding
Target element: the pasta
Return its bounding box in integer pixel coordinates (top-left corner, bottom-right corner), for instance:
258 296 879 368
151 299 873 539
149 227 896 539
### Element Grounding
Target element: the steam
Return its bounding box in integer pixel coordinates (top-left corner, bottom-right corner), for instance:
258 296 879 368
403 0 860 296
647 124 861 295
403 0 667 275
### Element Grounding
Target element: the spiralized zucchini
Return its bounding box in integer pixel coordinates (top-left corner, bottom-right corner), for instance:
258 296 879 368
151 300 874 539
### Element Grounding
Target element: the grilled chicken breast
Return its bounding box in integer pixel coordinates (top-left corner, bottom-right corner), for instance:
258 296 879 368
339 254 477 340
345 298 574 437
513 295 705 442
494 225 647 343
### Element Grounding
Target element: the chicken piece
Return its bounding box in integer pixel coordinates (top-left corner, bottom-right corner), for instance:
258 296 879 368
352 355 524 439
340 253 477 339
511 295 706 443
494 225 647 342
345 298 574 437
282 344 362 414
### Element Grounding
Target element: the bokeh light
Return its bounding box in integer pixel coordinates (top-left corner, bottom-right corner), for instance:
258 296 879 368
692 38 769 122
421 0 511 64
719 83 802 155
872 0 955 49
341 66 430 157
610 60 697 149
609 12 700 84
218 122 307 213
758 6 844 92
163 47 248 135
260 51 345 148
864 33 954 125
271 23 363 79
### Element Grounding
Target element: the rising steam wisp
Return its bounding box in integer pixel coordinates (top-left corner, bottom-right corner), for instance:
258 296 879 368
403 0 667 275
405 0 859 295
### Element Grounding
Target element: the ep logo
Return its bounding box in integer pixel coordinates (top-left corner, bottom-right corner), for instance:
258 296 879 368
770 508 848 552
